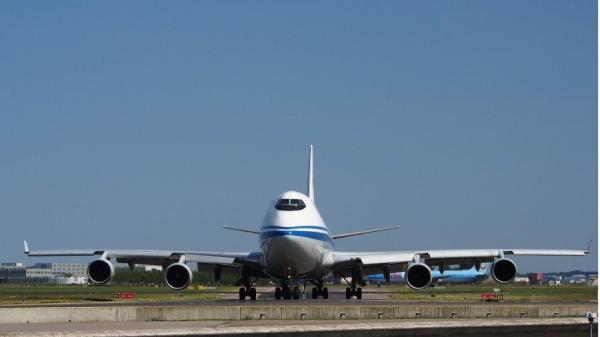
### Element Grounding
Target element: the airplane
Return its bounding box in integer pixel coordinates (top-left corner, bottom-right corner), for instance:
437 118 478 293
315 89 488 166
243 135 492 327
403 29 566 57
23 146 590 300
367 263 491 285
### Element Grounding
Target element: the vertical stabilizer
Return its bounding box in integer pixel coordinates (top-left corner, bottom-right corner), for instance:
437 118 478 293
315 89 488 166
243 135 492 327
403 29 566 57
307 145 315 202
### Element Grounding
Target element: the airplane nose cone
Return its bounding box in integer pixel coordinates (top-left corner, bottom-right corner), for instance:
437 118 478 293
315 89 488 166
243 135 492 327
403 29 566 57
263 235 319 277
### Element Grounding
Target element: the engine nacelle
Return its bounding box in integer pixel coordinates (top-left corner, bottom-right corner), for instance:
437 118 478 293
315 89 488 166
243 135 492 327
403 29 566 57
492 258 517 283
87 258 115 285
165 263 193 290
406 263 432 290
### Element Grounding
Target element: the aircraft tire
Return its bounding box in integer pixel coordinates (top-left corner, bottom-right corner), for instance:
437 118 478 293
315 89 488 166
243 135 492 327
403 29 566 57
356 288 362 300
322 287 328 299
282 286 291 300
238 288 246 301
275 287 282 300
311 287 318 299
249 287 257 300
345 287 352 300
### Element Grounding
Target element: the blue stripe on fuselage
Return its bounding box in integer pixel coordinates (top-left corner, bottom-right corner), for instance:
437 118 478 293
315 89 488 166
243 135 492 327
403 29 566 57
261 225 329 232
260 229 334 247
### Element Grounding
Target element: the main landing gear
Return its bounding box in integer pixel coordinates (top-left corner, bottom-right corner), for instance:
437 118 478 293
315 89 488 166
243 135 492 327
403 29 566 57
274 278 330 300
345 287 362 300
311 286 328 299
237 270 257 301
310 280 328 299
344 266 365 300
239 287 257 301
275 285 301 300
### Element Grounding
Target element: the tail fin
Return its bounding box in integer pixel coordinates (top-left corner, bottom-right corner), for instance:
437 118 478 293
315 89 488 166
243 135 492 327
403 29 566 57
307 145 315 203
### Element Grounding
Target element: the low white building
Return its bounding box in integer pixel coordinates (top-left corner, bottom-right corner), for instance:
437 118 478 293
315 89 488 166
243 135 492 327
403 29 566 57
26 263 88 280
51 263 87 277
142 265 162 272
26 268 55 278
513 277 530 284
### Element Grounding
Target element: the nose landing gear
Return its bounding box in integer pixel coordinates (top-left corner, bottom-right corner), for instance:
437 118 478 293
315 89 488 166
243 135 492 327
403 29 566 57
274 265 303 300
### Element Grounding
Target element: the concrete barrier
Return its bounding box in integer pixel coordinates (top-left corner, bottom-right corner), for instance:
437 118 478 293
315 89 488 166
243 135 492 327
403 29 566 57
0 318 596 337
0 303 595 324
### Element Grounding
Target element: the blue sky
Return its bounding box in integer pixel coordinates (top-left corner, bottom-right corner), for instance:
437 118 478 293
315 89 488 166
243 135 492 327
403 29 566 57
0 1 596 272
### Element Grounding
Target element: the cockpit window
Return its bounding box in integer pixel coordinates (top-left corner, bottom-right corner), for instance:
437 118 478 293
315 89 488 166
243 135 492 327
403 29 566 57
275 199 306 211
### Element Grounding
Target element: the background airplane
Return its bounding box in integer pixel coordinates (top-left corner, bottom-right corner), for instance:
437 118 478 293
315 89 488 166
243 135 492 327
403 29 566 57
367 263 491 285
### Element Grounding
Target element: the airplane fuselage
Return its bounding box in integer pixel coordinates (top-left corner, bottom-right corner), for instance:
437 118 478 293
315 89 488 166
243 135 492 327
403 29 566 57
259 191 333 280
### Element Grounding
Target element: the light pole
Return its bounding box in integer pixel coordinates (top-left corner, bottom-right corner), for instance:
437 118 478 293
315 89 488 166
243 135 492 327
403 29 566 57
586 312 597 337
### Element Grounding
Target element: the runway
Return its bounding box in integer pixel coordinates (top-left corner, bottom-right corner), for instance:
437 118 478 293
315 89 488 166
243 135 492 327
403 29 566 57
0 298 593 308
0 286 593 308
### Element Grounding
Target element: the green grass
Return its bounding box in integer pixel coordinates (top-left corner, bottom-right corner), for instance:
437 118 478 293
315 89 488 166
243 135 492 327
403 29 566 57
0 284 236 304
0 283 595 304
384 284 597 302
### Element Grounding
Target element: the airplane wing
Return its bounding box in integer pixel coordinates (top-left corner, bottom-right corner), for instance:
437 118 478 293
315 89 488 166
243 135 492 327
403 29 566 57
222 226 260 235
331 245 590 284
331 226 400 239
23 240 264 276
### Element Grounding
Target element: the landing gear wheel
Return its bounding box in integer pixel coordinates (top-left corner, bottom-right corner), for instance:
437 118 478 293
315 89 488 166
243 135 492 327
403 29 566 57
275 287 282 300
356 288 362 300
292 286 300 299
311 287 318 299
238 288 246 301
282 286 291 300
322 287 328 299
248 287 257 300
345 287 352 300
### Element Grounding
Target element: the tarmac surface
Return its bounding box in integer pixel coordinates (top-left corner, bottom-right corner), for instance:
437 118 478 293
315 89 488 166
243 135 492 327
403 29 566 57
0 286 593 308
0 299 592 308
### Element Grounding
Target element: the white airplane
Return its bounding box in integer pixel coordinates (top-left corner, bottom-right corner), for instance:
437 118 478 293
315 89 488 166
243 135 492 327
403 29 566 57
24 146 590 300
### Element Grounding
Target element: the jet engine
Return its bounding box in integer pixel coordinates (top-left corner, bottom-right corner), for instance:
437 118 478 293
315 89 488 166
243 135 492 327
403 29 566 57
405 263 432 290
491 258 517 283
87 258 115 285
165 263 193 290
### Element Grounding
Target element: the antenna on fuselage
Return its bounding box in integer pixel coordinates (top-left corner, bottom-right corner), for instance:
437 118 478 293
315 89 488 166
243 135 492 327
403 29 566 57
308 145 315 203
